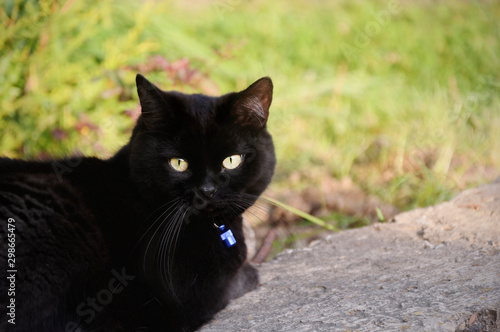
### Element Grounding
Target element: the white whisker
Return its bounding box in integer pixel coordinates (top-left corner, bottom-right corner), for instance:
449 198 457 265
141 200 181 274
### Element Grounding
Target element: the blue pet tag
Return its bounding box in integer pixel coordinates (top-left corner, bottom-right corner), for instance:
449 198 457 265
218 224 236 248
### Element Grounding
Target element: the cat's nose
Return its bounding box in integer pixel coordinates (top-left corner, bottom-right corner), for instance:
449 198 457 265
199 183 217 199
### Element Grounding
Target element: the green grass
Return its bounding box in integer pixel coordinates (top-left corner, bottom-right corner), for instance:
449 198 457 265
1 0 499 213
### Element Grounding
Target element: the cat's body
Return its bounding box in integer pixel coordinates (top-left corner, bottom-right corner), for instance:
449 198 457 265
0 75 275 331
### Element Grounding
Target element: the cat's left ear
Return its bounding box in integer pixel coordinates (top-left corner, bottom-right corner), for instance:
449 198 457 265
232 77 273 129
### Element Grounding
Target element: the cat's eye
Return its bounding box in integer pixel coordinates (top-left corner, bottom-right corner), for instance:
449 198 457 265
222 155 243 170
169 158 189 172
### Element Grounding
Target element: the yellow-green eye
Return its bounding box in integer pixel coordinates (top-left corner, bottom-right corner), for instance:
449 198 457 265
169 158 189 172
222 155 243 170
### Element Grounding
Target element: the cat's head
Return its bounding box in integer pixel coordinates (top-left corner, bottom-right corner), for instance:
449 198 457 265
129 74 276 222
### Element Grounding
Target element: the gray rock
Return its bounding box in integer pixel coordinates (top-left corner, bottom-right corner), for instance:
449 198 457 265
200 179 500 331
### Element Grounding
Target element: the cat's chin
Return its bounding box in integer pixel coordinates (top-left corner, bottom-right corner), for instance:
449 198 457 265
202 206 229 218
197 202 246 220
205 205 216 213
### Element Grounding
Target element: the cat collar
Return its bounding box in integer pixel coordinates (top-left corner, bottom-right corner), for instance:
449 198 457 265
214 223 236 248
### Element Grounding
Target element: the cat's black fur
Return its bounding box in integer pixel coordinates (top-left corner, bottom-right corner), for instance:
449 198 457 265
0 75 276 331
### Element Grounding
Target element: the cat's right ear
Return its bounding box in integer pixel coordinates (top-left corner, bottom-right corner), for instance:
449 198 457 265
136 74 161 111
136 74 177 127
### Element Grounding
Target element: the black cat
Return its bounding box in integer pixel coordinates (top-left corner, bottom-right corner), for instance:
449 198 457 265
0 74 276 331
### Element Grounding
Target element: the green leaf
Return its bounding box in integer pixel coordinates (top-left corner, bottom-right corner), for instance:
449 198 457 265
376 207 386 223
264 197 338 232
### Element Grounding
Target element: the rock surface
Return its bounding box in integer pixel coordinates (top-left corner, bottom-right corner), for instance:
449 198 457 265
201 178 500 332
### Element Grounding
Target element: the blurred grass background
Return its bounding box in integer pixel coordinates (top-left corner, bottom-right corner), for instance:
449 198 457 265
1 0 499 217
